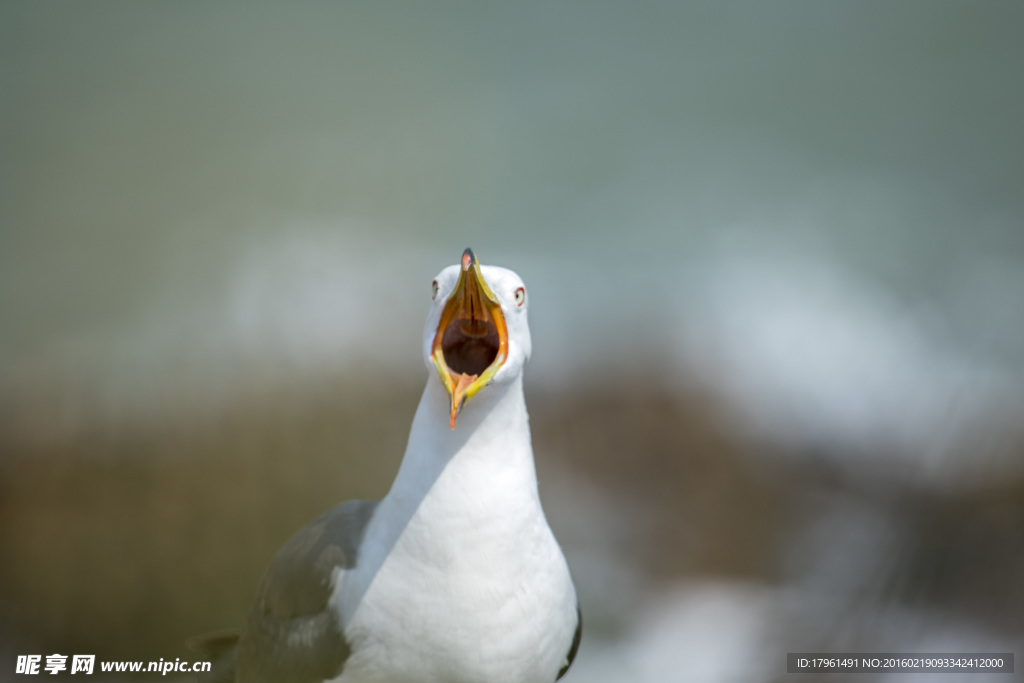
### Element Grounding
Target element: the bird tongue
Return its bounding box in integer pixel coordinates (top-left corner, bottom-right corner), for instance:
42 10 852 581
450 371 479 429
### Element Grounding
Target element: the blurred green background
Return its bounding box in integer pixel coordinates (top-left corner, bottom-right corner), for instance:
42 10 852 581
2 2 1022 681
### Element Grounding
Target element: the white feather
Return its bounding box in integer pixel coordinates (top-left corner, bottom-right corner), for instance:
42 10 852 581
327 263 577 683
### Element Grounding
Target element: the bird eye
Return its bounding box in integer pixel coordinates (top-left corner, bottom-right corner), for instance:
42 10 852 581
514 287 526 307
431 280 439 300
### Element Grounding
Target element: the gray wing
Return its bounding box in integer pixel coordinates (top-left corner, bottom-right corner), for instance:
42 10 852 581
234 499 378 683
556 605 582 681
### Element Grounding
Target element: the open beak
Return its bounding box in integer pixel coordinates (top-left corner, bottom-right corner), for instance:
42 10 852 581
431 248 509 429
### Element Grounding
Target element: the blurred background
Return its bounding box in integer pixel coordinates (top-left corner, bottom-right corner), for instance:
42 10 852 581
2 1 1022 681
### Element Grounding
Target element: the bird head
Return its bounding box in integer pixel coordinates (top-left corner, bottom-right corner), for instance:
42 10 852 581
423 248 532 429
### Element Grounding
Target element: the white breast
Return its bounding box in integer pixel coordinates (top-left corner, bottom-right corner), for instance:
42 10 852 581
335 457 575 683
325 377 577 683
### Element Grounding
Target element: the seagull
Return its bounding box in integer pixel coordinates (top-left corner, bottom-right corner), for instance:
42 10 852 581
191 248 581 683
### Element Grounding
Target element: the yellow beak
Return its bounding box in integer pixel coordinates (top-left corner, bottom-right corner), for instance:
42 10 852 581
431 248 509 429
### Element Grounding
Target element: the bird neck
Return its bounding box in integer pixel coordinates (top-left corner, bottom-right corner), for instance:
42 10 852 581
338 373 544 628
386 373 537 507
